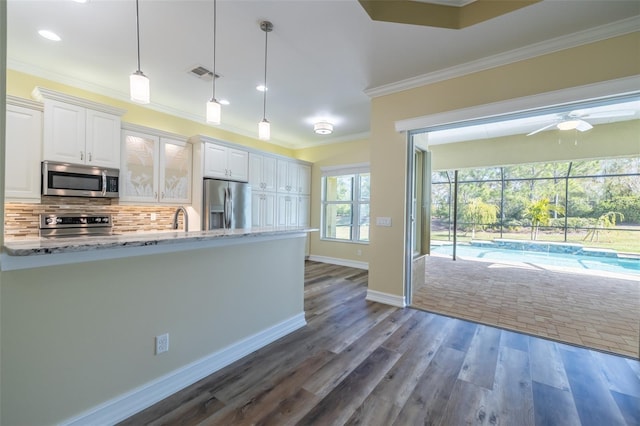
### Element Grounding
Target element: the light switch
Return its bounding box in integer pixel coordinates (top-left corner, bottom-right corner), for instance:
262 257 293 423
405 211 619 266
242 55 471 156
376 217 392 227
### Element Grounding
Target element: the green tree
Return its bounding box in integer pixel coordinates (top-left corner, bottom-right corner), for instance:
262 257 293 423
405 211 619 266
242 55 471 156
460 198 498 239
525 198 565 240
584 211 625 242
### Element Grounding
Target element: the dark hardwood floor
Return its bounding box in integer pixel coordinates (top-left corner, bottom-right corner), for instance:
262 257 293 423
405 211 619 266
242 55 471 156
120 261 640 426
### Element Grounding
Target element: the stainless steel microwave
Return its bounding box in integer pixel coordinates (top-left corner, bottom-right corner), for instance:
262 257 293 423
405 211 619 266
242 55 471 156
42 161 119 198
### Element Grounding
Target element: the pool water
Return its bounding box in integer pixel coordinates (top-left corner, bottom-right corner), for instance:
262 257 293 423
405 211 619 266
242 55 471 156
430 244 640 276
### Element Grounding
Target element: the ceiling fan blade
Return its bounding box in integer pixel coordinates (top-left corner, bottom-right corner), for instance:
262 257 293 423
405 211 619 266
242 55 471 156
527 122 557 136
576 119 593 132
582 110 636 119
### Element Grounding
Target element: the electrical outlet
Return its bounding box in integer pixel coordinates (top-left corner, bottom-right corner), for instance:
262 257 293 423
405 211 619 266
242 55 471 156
356 249 362 256
155 333 169 355
150 213 157 221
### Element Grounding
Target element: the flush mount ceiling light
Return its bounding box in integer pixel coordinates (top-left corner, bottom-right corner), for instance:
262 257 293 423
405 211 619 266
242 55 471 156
130 0 150 104
206 0 221 125
38 30 61 41
314 122 333 135
258 20 273 141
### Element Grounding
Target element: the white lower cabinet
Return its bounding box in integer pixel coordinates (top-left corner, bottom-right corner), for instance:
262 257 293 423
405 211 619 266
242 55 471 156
5 100 43 201
252 191 276 227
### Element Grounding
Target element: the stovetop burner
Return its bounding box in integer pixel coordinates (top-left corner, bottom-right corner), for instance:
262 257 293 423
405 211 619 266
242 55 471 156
39 214 114 238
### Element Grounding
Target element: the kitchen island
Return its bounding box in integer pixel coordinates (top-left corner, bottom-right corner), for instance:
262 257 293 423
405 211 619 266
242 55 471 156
1 227 314 425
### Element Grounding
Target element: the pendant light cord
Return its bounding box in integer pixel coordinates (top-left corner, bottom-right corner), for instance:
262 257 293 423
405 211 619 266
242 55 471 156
212 0 217 100
262 24 269 120
135 0 142 72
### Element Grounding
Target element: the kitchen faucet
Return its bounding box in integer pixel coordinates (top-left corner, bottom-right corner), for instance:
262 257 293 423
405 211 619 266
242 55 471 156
172 206 189 232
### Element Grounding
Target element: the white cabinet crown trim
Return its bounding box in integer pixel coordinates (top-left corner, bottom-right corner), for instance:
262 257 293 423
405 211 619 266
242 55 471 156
7 95 43 111
122 122 188 142
32 87 126 117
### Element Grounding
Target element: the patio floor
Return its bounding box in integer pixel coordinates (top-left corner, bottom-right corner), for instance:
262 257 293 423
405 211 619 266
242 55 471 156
412 254 640 358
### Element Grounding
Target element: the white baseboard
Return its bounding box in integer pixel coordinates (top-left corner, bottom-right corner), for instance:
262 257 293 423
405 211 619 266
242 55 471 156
307 255 369 270
366 289 406 308
61 313 307 426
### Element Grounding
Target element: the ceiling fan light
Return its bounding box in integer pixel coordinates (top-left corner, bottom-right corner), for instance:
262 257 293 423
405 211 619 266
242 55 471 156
206 99 221 125
130 71 150 104
258 119 270 141
314 122 333 135
556 120 580 131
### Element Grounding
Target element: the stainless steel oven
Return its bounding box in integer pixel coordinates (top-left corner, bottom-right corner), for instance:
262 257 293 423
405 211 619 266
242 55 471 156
42 161 119 198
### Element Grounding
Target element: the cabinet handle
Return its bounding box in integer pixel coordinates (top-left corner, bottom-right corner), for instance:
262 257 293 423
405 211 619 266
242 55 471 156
154 192 158 199
80 151 84 161
229 170 232 177
88 152 92 162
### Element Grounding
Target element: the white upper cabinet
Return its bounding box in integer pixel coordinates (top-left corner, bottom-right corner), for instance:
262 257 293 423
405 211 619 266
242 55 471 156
160 138 192 204
85 109 121 168
5 97 43 201
34 87 125 169
249 153 277 192
120 129 160 203
297 164 311 195
277 159 311 194
203 142 248 182
120 125 192 204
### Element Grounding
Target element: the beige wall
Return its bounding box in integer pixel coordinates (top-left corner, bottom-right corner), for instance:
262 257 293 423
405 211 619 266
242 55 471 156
368 32 640 299
295 139 371 264
1 237 305 425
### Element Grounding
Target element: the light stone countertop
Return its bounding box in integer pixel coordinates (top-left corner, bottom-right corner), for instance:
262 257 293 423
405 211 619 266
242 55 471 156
3 227 316 256
1 227 317 271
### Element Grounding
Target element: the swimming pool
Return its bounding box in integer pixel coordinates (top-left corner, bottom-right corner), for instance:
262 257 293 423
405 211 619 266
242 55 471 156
430 243 640 276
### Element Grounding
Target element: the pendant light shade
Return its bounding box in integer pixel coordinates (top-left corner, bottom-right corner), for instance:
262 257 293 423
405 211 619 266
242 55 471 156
258 21 273 141
258 119 270 141
130 71 150 104
206 99 221 125
130 0 150 104
206 0 221 125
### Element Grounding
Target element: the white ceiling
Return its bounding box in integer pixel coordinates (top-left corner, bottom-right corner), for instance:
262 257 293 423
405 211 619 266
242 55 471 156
6 0 640 149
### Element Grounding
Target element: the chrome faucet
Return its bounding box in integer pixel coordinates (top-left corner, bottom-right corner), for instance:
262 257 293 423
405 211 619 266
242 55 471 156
172 206 189 232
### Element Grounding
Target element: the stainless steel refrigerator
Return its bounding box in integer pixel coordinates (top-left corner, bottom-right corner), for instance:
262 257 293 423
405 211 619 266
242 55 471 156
203 179 252 230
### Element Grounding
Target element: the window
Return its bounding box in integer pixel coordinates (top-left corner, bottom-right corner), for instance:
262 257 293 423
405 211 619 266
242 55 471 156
321 164 370 243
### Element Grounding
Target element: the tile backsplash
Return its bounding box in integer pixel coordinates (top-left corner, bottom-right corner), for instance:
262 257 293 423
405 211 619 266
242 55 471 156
5 197 190 239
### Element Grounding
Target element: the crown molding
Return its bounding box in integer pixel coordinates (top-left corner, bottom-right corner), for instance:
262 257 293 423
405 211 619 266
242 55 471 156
366 16 640 98
6 94 43 111
395 75 640 133
121 122 188 142
32 86 127 116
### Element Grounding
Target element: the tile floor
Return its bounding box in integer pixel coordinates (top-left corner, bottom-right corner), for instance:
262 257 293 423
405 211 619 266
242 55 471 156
412 255 640 358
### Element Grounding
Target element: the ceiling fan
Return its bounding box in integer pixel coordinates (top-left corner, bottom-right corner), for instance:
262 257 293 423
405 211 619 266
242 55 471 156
526 109 636 136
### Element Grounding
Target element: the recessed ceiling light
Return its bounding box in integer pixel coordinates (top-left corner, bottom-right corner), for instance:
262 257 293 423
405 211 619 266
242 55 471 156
220 99 230 105
256 85 267 92
72 0 88 3
38 30 61 41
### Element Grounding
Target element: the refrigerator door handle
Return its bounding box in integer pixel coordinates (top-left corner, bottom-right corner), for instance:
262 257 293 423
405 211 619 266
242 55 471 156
226 188 233 228
223 188 229 229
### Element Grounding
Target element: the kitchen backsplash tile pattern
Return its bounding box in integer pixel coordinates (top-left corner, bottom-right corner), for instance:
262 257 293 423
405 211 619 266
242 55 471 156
5 197 186 239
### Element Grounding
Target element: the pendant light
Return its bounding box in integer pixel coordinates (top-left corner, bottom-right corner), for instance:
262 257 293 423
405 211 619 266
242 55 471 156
130 0 150 104
258 21 273 141
206 0 221 125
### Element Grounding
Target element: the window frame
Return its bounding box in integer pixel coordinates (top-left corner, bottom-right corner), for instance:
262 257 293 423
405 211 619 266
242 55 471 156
320 163 370 244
